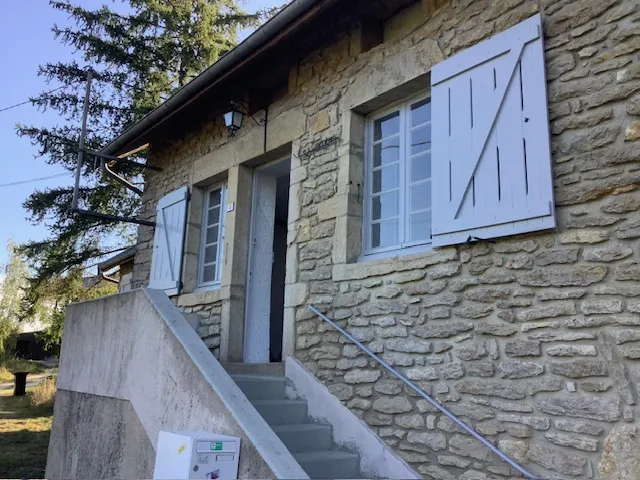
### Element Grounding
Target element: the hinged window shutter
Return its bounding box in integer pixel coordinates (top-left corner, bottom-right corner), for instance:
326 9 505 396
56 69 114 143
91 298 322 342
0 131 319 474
431 14 555 247
149 186 189 295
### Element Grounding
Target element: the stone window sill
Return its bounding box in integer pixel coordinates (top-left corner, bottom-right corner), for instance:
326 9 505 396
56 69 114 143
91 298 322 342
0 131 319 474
333 246 459 281
174 287 227 308
358 243 433 263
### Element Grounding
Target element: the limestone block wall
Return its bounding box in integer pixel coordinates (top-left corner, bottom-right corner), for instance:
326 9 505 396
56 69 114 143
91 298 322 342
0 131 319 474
132 0 640 477
176 294 223 358
287 1 640 478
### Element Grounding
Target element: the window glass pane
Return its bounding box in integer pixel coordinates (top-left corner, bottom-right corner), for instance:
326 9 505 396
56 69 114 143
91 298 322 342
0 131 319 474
371 219 399 248
204 245 218 264
374 111 400 141
409 211 431 242
373 164 399 193
411 98 431 126
207 206 221 225
209 188 221 207
411 153 431 183
410 182 431 213
202 265 216 283
372 191 399 221
206 225 219 244
373 137 400 168
410 125 431 156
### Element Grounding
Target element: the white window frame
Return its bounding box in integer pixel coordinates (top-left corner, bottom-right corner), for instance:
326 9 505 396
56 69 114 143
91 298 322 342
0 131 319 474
197 183 227 289
362 91 432 259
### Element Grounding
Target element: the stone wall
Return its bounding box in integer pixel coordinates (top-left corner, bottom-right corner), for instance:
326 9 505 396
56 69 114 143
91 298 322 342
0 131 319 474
176 293 223 358
133 0 640 477
289 0 640 478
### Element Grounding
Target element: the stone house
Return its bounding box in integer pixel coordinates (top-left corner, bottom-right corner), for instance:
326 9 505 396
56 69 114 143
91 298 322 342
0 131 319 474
97 246 136 292
69 0 640 478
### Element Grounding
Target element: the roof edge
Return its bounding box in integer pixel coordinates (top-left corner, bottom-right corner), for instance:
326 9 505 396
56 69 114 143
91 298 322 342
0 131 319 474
101 0 324 156
98 246 137 273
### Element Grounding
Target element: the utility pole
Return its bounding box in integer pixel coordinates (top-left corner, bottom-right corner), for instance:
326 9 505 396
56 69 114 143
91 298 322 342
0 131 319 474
71 69 93 210
68 68 156 227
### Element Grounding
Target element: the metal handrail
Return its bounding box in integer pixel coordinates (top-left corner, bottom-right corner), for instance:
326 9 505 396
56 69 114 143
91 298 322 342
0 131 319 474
308 305 541 480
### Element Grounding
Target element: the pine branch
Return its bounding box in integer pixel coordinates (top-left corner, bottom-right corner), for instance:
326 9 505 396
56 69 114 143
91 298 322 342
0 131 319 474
20 0 261 282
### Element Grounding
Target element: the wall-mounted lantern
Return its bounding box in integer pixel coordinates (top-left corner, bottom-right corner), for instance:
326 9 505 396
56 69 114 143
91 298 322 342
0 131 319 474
223 108 244 137
223 101 266 137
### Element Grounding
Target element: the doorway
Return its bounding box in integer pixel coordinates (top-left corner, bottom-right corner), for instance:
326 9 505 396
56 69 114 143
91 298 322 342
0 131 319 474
244 158 290 363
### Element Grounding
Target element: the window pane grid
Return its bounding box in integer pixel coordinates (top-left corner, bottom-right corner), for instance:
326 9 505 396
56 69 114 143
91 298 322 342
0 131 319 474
407 97 432 245
365 95 432 255
371 186 401 196
199 185 226 286
372 133 400 144
371 215 401 223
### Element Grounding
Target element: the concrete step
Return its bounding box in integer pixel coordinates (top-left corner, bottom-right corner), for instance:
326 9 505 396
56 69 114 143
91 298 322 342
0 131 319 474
224 362 284 376
272 424 333 453
252 399 308 425
294 450 360 479
232 375 285 400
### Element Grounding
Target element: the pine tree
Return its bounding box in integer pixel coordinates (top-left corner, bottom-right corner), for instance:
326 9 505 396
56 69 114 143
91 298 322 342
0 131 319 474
17 0 270 283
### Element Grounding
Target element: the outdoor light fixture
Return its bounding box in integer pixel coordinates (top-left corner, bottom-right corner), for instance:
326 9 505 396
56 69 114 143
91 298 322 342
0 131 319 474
223 108 244 136
223 101 267 137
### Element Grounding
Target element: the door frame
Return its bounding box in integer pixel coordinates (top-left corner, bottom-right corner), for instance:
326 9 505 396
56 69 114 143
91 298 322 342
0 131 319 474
243 156 290 363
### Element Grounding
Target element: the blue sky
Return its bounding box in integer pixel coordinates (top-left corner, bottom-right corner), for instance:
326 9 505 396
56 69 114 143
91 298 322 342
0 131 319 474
0 0 281 267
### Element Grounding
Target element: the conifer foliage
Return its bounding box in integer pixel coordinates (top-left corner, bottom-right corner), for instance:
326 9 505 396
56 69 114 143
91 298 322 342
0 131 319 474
17 0 269 282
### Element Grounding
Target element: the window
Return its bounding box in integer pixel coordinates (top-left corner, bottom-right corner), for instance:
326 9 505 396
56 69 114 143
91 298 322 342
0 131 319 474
198 184 227 287
364 94 432 256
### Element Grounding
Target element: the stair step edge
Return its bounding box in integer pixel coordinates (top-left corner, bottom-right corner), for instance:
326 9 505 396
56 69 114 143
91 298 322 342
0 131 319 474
272 424 332 433
232 375 285 381
252 399 306 405
294 450 359 461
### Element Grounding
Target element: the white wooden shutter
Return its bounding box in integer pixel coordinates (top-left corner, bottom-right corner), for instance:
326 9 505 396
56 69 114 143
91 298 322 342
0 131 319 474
149 186 189 295
431 14 555 247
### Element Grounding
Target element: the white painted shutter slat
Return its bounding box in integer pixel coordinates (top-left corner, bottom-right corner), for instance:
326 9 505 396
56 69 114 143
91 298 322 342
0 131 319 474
431 14 555 246
450 73 473 225
473 60 500 220
149 186 189 295
495 52 524 218
521 31 555 213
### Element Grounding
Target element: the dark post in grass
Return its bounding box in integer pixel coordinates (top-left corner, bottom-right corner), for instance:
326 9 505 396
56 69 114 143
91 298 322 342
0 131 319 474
13 372 28 396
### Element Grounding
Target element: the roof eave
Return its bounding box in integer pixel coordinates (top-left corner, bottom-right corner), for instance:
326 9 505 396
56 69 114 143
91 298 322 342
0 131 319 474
101 0 327 157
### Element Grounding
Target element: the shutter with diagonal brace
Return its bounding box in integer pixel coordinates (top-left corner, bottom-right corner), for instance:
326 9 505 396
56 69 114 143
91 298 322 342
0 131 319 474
431 14 555 247
149 186 189 295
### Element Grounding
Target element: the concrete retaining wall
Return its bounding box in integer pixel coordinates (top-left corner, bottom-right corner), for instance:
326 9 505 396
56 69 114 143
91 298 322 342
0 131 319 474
285 356 421 479
47 390 155 479
47 288 308 480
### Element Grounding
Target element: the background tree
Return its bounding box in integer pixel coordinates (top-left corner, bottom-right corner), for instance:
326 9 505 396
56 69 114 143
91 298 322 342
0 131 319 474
0 238 118 359
25 269 118 354
0 242 29 359
17 0 273 284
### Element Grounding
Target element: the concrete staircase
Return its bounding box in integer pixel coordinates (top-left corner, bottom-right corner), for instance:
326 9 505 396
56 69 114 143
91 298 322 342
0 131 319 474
231 372 360 479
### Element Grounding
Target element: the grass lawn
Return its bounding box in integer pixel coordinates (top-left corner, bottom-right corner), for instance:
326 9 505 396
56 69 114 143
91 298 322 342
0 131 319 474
0 360 48 384
0 386 52 479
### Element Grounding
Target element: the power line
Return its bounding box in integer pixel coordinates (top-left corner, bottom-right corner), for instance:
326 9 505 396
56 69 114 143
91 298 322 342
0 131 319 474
0 86 65 113
0 173 71 188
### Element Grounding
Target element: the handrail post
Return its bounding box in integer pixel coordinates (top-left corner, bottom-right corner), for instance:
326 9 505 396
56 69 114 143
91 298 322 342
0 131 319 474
308 305 541 480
